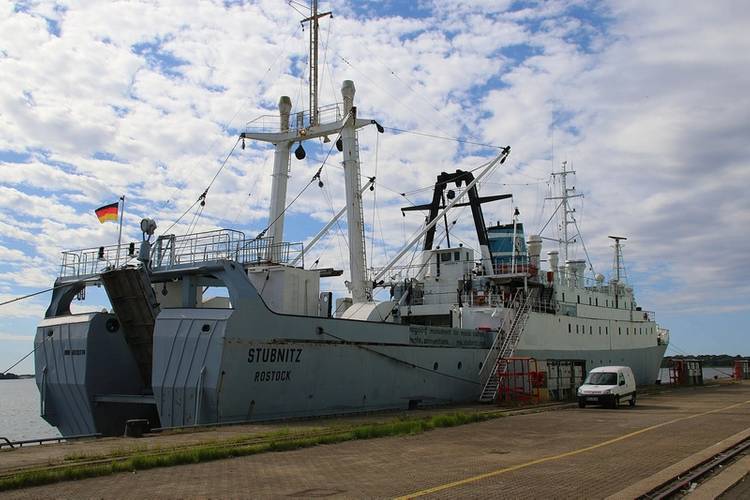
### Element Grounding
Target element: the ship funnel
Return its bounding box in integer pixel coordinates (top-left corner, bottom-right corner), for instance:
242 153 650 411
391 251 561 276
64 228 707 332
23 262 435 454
527 235 542 275
279 96 292 131
547 250 559 272
565 259 586 287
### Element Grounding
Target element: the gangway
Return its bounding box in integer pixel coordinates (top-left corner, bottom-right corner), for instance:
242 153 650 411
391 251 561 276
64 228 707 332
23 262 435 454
478 290 531 402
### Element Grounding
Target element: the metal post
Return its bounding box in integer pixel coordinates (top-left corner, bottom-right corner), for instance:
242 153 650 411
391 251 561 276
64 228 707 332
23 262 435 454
115 195 125 267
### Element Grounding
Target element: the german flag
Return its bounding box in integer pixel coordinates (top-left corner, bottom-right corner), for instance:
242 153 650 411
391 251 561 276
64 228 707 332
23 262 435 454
94 202 119 224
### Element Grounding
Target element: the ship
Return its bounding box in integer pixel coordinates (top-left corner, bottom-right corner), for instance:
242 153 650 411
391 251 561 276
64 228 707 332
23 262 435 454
33 2 668 437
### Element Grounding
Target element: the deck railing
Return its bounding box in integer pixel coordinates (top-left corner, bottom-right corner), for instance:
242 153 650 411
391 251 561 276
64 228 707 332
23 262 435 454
245 102 343 134
58 229 304 278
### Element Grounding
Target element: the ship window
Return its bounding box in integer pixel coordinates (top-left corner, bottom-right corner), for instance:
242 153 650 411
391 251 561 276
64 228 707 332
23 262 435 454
577 295 580 303
568 323 571 333
606 326 609 335
606 299 609 307
454 251 461 261
457 361 462 370
626 328 629 335
433 362 439 370
619 327 622 335
590 326 593 335
598 326 602 335
596 298 599 306
576 324 579 333
441 253 451 262
562 292 565 302
589 297 592 305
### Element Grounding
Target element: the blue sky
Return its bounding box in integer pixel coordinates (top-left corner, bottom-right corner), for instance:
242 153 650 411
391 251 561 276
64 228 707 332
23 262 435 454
1 0 749 373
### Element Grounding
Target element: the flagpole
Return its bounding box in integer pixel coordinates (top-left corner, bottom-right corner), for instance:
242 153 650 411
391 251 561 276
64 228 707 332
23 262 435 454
115 195 125 267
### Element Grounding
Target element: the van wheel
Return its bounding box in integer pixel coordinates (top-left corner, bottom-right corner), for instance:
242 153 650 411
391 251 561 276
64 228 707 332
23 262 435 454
629 393 636 407
612 396 620 409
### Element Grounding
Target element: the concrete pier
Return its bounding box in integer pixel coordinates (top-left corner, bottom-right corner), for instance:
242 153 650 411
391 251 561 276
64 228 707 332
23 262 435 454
2 381 748 498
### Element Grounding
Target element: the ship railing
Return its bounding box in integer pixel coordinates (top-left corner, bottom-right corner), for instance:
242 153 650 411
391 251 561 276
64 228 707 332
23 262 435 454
152 229 304 270
244 102 343 134
491 258 537 277
152 229 246 269
637 310 656 322
59 244 139 278
58 229 305 278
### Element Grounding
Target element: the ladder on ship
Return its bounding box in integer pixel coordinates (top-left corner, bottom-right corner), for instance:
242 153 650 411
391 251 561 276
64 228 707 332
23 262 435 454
478 290 532 403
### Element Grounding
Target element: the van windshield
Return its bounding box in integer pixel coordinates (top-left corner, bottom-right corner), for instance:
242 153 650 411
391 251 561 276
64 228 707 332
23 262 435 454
585 372 617 385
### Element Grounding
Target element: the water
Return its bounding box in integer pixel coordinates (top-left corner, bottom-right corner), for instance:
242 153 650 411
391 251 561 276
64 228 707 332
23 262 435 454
0 378 60 441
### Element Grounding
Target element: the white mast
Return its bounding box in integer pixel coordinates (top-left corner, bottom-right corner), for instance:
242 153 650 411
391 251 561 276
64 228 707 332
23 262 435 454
266 97 292 261
240 2 382 300
340 80 369 303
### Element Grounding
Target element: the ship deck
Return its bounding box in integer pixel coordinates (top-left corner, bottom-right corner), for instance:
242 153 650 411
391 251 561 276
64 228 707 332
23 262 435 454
2 381 749 498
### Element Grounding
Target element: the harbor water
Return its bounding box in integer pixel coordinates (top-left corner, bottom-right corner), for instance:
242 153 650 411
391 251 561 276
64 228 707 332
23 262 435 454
0 368 735 442
0 378 60 441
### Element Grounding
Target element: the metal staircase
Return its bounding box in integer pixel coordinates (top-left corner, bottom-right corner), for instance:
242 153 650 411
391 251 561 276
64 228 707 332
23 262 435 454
478 290 532 402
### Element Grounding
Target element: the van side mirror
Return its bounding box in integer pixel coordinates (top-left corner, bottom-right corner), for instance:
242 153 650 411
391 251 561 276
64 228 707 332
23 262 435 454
619 380 625 386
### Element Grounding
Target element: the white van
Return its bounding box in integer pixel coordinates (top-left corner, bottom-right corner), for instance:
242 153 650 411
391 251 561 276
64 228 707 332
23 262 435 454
577 366 637 408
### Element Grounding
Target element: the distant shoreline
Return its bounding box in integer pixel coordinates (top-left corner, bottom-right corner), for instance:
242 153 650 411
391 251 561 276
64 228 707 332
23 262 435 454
0 373 35 380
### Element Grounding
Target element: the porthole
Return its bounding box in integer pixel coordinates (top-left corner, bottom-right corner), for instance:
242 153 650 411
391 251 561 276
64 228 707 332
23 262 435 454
433 362 439 370
457 361 462 370
105 318 120 333
201 324 211 333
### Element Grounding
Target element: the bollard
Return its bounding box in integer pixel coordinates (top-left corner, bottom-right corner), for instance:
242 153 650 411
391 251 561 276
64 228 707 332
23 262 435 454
124 419 150 438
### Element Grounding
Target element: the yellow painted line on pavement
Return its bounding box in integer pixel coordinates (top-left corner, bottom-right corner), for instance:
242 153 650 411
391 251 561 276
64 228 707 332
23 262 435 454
396 398 750 499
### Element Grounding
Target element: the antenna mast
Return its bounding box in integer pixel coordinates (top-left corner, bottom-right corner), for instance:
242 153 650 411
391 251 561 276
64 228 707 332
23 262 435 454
301 0 331 127
546 161 583 261
608 235 627 283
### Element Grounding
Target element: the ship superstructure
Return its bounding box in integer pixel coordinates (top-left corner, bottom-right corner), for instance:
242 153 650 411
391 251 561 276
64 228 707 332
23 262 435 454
387 162 668 400
33 2 667 437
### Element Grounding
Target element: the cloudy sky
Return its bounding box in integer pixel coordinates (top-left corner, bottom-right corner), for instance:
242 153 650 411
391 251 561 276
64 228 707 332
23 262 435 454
1 0 748 373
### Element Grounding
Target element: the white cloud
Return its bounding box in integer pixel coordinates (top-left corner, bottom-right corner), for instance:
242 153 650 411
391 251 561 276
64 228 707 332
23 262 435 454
0 0 747 355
